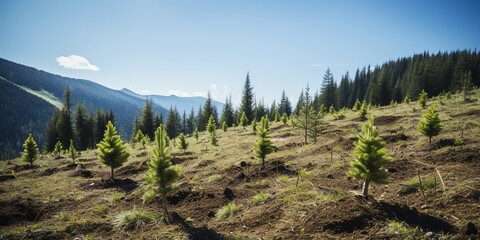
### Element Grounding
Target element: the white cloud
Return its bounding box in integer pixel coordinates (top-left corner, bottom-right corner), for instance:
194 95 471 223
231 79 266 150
56 55 99 71
209 84 229 102
310 63 326 67
158 89 193 97
153 84 230 102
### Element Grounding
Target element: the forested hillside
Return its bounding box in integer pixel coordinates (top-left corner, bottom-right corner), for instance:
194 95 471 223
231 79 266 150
315 50 480 109
0 58 168 159
0 78 56 159
120 88 224 116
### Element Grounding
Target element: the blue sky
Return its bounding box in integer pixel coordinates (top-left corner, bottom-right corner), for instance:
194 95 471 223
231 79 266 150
1 0 479 106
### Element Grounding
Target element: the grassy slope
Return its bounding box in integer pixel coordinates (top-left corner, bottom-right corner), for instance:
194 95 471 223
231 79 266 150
0 76 63 109
1 90 480 239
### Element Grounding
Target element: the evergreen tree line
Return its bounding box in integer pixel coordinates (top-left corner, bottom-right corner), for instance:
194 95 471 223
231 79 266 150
303 50 480 112
45 86 116 152
130 73 294 142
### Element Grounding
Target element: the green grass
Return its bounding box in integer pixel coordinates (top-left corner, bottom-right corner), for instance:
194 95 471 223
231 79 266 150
111 193 122 205
251 192 269 205
385 220 419 236
56 211 70 222
113 210 161 231
94 204 108 215
216 202 239 219
398 175 438 195
207 173 222 183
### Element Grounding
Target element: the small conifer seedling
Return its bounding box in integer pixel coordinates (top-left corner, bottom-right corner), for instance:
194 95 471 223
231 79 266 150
239 112 248 129
97 121 130 180
193 127 199 142
418 89 428 108
178 133 188 153
68 139 77 164
347 118 392 197
53 141 62 158
358 102 367 120
143 125 180 223
417 105 442 146
281 113 288 124
22 134 39 168
253 117 275 168
222 120 227 132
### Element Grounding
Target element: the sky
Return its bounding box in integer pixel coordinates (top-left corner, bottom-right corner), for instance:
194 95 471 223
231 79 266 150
1 0 479 106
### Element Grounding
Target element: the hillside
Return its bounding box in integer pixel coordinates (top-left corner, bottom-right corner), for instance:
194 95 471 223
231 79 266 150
0 58 218 158
0 77 57 159
1 91 479 239
120 88 224 115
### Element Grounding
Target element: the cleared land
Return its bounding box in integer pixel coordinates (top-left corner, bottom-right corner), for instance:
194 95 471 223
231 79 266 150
1 92 480 239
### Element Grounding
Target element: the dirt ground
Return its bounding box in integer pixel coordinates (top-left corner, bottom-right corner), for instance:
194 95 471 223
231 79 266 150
1 96 479 239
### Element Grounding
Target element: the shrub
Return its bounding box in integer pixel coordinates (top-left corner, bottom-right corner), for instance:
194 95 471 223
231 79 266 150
113 210 160 231
251 193 269 205
216 202 239 219
386 220 419 236
94 204 108 215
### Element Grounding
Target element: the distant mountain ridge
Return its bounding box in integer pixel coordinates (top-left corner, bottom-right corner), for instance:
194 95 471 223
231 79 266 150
120 88 224 115
0 58 218 159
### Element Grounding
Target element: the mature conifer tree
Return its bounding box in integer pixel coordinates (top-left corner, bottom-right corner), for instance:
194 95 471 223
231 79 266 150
141 99 155 140
295 84 313 144
348 118 392 197
221 95 235 127
201 92 218 131
75 104 91 150
279 90 292 116
320 68 337 109
165 107 181 141
240 73 255 123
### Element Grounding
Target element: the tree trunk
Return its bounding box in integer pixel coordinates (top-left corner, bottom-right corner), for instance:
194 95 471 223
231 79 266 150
362 179 370 197
111 167 115 180
429 136 432 147
163 195 170 223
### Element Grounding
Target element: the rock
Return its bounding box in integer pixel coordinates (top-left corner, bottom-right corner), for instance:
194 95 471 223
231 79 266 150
425 231 433 237
461 222 478 235
421 204 428 210
223 187 235 200
75 165 85 171
206 193 215 199
72 169 92 178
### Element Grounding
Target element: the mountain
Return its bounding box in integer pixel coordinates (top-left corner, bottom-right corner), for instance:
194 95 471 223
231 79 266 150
120 88 224 115
0 58 168 159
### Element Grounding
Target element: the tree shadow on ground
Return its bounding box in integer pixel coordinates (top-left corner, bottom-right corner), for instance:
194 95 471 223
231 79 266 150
171 212 225 240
